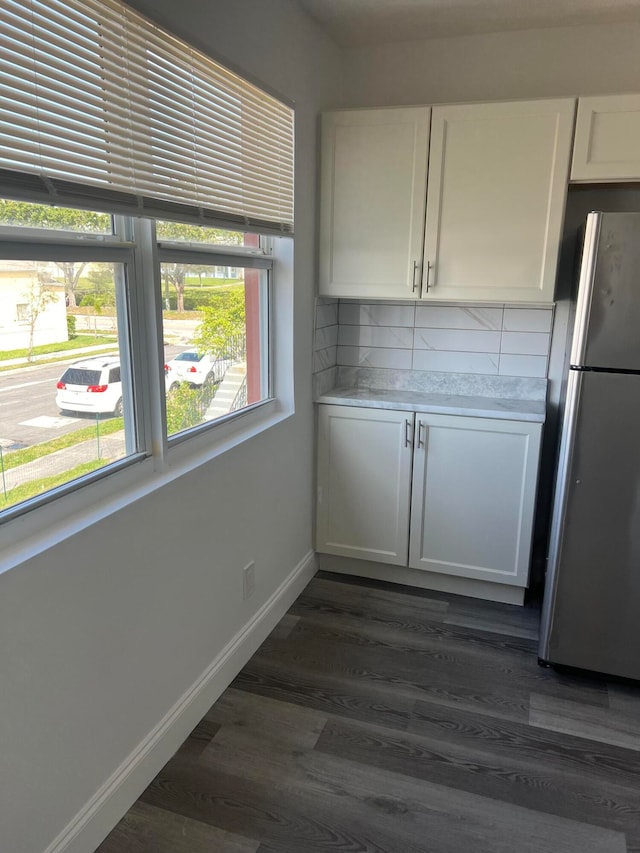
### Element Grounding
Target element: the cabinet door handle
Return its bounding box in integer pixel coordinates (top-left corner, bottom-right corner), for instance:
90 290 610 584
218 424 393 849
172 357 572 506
417 420 426 449
405 418 413 448
412 260 421 293
425 261 433 292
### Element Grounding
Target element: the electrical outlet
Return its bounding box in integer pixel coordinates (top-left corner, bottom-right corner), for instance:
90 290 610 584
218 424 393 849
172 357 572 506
242 561 255 600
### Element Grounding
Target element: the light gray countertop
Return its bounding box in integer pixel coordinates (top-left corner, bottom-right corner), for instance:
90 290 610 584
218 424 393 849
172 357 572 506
314 367 548 422
316 386 546 422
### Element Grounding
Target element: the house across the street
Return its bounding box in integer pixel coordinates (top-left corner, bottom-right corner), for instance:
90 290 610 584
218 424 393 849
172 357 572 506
0 260 66 351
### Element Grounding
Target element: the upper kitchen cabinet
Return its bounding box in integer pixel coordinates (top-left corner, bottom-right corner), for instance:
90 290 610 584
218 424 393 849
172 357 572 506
319 107 431 299
571 94 640 182
422 99 575 303
319 99 575 304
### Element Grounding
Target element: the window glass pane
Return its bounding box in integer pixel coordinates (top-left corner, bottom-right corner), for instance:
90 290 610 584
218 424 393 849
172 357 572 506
156 220 245 247
161 263 269 439
0 199 113 235
0 260 135 514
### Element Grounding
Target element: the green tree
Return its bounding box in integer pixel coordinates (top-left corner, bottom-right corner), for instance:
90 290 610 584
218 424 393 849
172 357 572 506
22 273 58 361
85 266 115 297
164 262 189 313
54 261 86 308
192 287 246 356
191 264 210 287
82 292 113 338
0 200 110 307
155 220 242 313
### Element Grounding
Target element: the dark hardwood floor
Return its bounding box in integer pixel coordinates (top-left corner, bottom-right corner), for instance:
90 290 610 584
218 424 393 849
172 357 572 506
98 572 640 852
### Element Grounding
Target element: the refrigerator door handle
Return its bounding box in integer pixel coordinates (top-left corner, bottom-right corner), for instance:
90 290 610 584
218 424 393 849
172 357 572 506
570 212 602 367
539 369 584 659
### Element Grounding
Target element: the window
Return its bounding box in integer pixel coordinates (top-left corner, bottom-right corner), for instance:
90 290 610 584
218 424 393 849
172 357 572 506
156 225 272 440
161 262 270 440
0 0 293 524
0 231 138 514
0 206 278 518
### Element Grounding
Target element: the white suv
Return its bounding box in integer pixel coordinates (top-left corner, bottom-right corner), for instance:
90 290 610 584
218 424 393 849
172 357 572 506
56 356 123 416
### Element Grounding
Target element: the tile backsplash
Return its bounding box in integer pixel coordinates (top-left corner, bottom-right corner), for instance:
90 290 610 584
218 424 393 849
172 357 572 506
314 299 553 383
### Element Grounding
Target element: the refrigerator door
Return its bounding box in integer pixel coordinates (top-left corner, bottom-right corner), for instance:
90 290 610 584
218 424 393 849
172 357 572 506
571 211 640 371
540 369 640 679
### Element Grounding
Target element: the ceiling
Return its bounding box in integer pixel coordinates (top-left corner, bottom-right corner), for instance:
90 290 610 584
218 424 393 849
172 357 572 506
295 0 640 47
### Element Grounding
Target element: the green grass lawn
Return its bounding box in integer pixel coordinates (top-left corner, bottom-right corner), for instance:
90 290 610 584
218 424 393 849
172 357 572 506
0 460 105 509
0 335 116 362
1 418 124 471
183 277 241 287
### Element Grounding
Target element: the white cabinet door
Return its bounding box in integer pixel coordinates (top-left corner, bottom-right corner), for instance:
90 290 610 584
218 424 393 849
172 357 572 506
409 414 542 586
316 405 414 565
571 94 640 182
423 99 575 303
319 107 431 299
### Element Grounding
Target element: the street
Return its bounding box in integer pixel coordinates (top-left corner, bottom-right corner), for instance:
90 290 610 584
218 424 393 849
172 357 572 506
0 343 183 449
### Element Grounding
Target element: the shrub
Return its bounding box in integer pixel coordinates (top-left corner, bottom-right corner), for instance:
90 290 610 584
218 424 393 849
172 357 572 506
165 383 203 434
66 314 77 339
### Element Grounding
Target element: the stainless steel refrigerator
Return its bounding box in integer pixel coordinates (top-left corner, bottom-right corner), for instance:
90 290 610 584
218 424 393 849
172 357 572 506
539 211 640 680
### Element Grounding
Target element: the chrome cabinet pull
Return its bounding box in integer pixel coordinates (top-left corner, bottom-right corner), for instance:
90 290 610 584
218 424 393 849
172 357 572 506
412 260 421 293
425 261 433 293
417 420 426 449
405 418 413 448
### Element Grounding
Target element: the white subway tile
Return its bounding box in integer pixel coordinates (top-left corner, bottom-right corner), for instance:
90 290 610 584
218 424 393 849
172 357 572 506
337 346 413 369
412 350 499 374
413 328 501 353
313 366 338 397
415 305 503 330
501 331 550 356
314 346 337 372
339 302 415 327
503 308 553 333
314 325 338 350
338 325 414 349
315 302 339 329
499 354 548 377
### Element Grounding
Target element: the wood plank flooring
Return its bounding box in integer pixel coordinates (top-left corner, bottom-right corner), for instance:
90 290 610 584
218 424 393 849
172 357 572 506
98 572 640 852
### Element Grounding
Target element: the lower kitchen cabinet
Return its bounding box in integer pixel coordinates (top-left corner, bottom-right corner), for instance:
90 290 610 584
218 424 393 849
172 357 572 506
316 404 413 565
316 404 542 593
409 413 542 587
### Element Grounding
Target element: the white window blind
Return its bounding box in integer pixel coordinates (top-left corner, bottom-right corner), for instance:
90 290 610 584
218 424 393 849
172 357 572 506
0 0 294 234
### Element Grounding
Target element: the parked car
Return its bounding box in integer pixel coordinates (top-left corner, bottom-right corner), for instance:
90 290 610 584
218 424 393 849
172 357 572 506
56 356 123 416
164 349 232 391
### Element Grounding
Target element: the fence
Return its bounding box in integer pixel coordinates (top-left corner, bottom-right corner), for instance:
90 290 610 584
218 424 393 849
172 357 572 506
0 420 125 510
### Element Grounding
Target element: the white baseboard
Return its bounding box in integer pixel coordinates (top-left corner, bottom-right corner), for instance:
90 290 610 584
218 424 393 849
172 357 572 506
46 550 318 853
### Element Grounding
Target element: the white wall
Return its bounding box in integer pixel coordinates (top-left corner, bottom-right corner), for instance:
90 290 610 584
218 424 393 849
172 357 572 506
343 21 640 107
0 3 342 852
